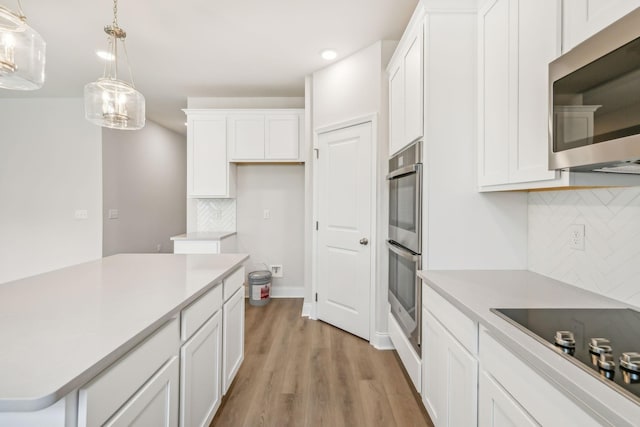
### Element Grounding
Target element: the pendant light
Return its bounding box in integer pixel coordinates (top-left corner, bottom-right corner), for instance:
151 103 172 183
0 0 45 90
84 0 145 130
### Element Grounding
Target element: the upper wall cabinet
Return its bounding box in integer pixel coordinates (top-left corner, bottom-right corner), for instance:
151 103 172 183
562 0 640 53
186 111 236 199
388 6 424 157
477 0 565 191
228 110 304 162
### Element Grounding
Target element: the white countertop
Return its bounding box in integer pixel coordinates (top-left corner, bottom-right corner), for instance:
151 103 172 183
170 231 236 241
418 270 640 425
0 253 248 412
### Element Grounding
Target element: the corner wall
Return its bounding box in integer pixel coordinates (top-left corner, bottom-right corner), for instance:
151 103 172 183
0 98 102 284
102 120 187 256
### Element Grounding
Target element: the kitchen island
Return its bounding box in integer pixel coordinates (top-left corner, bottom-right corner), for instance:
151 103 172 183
0 253 248 426
418 270 640 427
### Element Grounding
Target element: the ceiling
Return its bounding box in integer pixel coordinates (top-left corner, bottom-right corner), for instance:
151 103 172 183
1 0 419 134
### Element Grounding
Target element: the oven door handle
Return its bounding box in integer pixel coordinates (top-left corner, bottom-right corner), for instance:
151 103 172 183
386 240 420 262
386 164 421 180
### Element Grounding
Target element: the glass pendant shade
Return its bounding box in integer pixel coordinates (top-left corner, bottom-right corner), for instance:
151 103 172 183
0 5 45 90
84 78 145 130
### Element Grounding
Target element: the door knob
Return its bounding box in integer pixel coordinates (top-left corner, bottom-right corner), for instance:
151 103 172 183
360 238 369 245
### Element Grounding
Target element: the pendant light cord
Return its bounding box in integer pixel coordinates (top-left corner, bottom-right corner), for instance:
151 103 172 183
112 0 118 28
16 0 25 19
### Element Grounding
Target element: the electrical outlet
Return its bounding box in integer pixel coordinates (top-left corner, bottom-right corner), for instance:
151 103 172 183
568 224 585 251
156 244 162 253
74 209 88 220
270 264 283 278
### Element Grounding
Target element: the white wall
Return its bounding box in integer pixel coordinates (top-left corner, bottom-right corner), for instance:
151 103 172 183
529 187 640 309
102 120 186 256
0 98 102 284
236 164 305 296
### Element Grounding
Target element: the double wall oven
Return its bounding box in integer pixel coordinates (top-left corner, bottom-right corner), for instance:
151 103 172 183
387 141 422 354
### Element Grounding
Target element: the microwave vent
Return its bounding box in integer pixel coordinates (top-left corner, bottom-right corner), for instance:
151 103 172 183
592 160 640 174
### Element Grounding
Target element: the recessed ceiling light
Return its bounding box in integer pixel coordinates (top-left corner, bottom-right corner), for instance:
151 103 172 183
96 50 115 61
321 49 337 60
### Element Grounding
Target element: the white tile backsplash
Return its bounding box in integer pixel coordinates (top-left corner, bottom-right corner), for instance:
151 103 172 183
528 187 640 308
197 199 236 231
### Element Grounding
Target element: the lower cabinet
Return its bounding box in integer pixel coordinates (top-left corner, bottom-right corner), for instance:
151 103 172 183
180 310 223 427
478 371 538 427
422 283 478 427
422 307 478 427
105 357 180 427
223 286 245 394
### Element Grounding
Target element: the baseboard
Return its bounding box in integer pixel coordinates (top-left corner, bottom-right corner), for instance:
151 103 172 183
371 332 394 350
269 286 305 298
388 312 422 393
301 302 312 318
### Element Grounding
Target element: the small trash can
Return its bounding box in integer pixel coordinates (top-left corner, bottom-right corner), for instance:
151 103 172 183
248 270 272 306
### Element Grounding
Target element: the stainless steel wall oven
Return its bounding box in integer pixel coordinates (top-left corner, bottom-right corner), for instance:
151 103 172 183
387 141 422 354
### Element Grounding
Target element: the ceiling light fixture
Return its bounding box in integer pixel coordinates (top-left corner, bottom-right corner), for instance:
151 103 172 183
321 49 337 60
0 0 45 90
84 0 145 130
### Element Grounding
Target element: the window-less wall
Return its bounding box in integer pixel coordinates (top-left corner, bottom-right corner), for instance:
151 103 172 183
102 121 186 256
0 98 102 284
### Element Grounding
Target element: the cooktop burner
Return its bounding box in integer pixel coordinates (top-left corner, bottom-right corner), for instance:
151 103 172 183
492 308 640 404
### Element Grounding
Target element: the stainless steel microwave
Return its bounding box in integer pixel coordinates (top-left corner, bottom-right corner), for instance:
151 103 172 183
549 8 640 174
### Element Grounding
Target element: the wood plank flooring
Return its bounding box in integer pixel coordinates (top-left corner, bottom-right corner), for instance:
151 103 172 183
211 298 434 427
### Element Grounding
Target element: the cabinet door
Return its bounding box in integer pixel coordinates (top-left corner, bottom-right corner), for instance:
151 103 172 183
422 308 445 425
563 0 640 53
403 26 423 146
104 357 179 427
188 115 231 197
389 63 404 156
479 371 539 427
423 308 478 427
265 114 300 160
228 115 265 160
478 0 512 186
180 310 223 427
223 287 245 394
509 0 558 184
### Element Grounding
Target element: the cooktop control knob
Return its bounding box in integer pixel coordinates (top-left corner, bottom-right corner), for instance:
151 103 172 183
589 338 612 355
598 353 616 371
554 331 576 348
620 352 640 373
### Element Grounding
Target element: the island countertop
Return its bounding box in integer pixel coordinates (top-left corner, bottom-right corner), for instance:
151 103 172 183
170 231 236 241
0 253 248 411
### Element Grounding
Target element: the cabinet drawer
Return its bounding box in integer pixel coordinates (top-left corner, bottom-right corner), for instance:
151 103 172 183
423 283 477 354
78 318 180 427
181 284 223 341
480 327 602 426
223 266 245 302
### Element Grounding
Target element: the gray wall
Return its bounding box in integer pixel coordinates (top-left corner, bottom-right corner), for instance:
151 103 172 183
102 120 186 256
0 98 103 284
236 164 305 296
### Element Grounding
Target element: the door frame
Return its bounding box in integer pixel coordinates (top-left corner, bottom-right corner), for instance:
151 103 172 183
311 113 378 344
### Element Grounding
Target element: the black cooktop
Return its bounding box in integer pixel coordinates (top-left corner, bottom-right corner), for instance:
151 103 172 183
492 308 640 404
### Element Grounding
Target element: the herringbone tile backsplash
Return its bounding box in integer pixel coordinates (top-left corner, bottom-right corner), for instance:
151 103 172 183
197 199 236 231
528 187 640 309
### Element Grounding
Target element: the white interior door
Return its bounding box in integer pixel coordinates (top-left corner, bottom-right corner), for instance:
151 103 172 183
316 122 372 340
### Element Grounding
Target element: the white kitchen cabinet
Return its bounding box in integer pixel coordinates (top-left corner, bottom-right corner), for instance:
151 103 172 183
222 286 244 394
180 310 223 427
388 5 424 156
185 111 236 198
105 356 180 427
477 0 563 191
478 371 538 427
422 284 478 427
228 110 303 162
562 0 640 53
479 327 602 426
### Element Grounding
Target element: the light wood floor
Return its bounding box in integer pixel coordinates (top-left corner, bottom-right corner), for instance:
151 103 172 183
211 298 434 427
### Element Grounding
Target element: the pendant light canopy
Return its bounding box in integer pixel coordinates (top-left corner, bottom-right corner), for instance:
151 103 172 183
85 0 145 130
0 1 45 90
